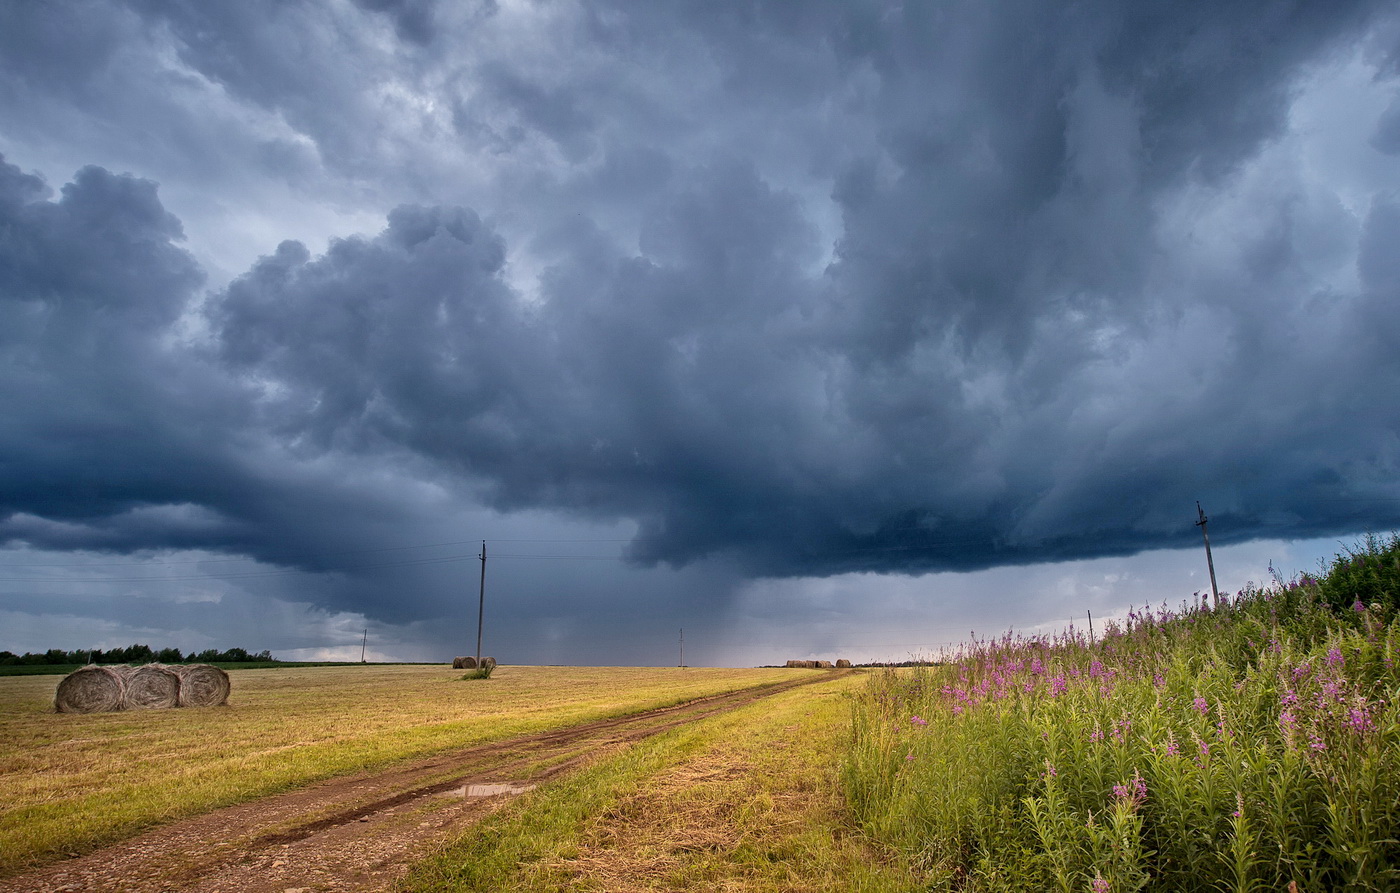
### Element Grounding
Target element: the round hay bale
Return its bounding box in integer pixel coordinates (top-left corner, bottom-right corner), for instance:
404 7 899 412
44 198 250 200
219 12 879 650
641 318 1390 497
175 664 231 708
451 656 464 669
784 659 800 668
481 656 497 670
119 664 181 709
55 665 126 714
835 659 852 668
456 656 478 669
815 660 834 669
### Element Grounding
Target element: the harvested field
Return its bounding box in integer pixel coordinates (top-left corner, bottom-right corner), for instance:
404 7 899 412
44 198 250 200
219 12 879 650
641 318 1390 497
0 665 799 875
0 671 843 893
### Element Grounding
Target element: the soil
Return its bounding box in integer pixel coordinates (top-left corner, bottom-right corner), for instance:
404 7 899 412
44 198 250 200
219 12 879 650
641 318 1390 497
0 671 845 893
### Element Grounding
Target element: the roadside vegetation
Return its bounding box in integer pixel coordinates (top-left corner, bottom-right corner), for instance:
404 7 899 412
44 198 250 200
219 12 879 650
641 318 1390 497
403 672 918 892
845 533 1400 891
0 664 800 874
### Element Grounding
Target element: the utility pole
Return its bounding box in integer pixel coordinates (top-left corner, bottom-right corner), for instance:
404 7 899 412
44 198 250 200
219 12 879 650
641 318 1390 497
679 628 684 668
1087 610 1094 644
360 628 367 663
476 541 487 668
1196 502 1221 608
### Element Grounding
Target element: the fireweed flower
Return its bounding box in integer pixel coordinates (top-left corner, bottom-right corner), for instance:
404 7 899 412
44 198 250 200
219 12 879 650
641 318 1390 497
911 715 927 727
1112 719 1131 743
1193 696 1209 715
1327 647 1344 668
1091 876 1111 893
1346 707 1374 734
1113 772 1148 808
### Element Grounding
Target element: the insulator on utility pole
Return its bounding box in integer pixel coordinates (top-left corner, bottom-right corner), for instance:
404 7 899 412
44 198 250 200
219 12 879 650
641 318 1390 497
1196 502 1221 608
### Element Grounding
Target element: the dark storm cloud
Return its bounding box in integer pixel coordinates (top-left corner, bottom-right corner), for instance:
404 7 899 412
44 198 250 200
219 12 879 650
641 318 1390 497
0 157 505 625
4 0 1400 606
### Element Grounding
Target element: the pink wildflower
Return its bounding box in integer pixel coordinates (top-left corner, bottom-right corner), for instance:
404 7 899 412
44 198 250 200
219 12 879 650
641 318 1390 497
1326 647 1344 668
1193 696 1209 715
911 715 927 727
1091 877 1110 893
1346 707 1374 734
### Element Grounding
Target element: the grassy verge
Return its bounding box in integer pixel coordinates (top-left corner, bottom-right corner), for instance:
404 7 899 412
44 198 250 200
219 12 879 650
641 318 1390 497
402 672 920 892
0 665 807 874
844 535 1400 891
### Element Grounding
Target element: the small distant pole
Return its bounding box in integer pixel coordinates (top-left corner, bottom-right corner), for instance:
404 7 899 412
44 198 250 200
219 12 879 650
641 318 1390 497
1087 610 1095 644
476 541 487 667
679 628 684 668
1196 502 1221 608
360 629 368 663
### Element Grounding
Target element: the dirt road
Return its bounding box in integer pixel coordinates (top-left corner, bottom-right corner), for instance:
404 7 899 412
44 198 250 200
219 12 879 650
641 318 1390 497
0 671 844 893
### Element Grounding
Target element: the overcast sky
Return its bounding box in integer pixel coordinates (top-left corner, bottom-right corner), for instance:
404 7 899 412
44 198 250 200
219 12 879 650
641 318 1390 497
2 0 1398 666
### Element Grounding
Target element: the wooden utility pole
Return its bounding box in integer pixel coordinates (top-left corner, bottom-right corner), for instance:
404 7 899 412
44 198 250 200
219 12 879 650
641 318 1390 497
476 541 487 667
1087 610 1094 644
360 628 367 663
679 628 684 668
1196 502 1221 608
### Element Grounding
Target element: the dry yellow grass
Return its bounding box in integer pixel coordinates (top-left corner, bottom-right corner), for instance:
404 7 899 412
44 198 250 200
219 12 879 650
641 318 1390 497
0 664 798 874
404 672 919 892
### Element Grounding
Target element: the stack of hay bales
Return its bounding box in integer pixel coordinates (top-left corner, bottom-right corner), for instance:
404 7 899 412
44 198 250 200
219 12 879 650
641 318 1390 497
54 664 230 714
835 659 852 668
783 659 850 669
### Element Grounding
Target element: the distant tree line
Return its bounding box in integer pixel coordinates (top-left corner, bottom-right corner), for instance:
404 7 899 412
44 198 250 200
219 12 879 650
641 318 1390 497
0 644 273 666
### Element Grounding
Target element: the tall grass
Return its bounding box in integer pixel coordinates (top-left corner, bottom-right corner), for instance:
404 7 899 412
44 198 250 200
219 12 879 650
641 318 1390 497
845 533 1400 891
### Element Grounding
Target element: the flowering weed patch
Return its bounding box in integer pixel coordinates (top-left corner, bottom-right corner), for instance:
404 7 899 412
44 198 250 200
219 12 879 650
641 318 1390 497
845 535 1400 891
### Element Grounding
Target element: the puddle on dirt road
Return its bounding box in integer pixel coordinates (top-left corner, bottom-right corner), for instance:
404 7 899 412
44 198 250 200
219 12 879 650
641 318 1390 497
454 783 536 798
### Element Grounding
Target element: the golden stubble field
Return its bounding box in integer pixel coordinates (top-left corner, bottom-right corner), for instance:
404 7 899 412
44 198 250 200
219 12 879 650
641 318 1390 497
0 664 806 874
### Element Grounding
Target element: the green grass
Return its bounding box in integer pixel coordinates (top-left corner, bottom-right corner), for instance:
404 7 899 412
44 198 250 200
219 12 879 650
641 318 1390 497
402 672 919 892
844 535 1400 891
0 665 802 874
